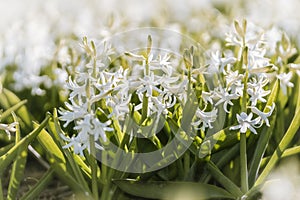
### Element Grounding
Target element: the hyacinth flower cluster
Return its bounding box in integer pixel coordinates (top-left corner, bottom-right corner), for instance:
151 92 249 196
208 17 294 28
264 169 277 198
59 20 296 158
54 20 300 200
58 34 218 156
209 20 296 136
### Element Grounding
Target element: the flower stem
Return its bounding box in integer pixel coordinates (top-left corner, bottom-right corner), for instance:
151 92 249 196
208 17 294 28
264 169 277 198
240 132 249 193
89 135 99 200
141 93 148 124
0 179 3 200
240 46 249 193
184 150 190 176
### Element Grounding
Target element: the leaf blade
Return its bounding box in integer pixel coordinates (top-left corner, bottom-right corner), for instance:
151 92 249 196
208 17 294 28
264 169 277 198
114 179 235 200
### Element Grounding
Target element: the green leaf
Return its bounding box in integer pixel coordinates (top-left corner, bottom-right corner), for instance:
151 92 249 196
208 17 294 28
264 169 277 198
7 113 28 200
255 77 300 186
20 168 54 200
248 80 279 187
0 115 50 175
0 143 14 157
0 88 31 129
205 161 243 198
46 110 91 176
167 118 198 155
199 144 240 183
260 145 300 168
0 99 27 120
203 127 249 153
114 179 235 200
50 109 92 193
35 122 66 168
50 161 93 199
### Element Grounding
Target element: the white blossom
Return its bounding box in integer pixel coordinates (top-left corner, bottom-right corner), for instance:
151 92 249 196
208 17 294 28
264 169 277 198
290 63 300 76
192 107 218 131
151 92 177 115
106 94 131 120
225 21 265 49
74 114 112 142
247 76 271 106
136 72 162 97
0 122 18 139
209 50 236 73
230 112 260 134
225 70 244 96
246 46 270 70
65 76 87 100
201 91 214 105
214 86 240 113
277 72 294 95
59 101 88 127
249 103 275 127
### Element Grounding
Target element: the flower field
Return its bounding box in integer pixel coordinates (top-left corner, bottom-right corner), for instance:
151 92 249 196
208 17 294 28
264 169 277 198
0 0 299 199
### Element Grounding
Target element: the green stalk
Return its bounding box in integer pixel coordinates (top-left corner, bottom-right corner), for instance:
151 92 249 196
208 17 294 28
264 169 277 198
100 151 113 200
240 133 248 192
89 135 99 200
184 150 190 176
141 50 151 124
240 47 249 193
0 180 3 200
141 93 149 124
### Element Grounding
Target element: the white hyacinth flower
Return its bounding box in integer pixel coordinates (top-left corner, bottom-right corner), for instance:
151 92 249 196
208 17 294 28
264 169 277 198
277 72 294 95
230 112 260 134
214 86 240 113
224 70 244 96
290 63 300 76
0 122 18 139
247 78 271 106
137 72 162 97
192 107 218 131
248 103 275 127
209 50 237 73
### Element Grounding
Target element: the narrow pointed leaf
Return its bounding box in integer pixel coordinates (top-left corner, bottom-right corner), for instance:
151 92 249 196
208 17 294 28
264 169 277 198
0 115 50 174
0 143 14 157
1 100 27 120
51 109 91 193
114 179 235 200
255 78 300 186
7 113 28 200
248 80 279 187
35 122 66 168
0 88 31 128
20 168 54 200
